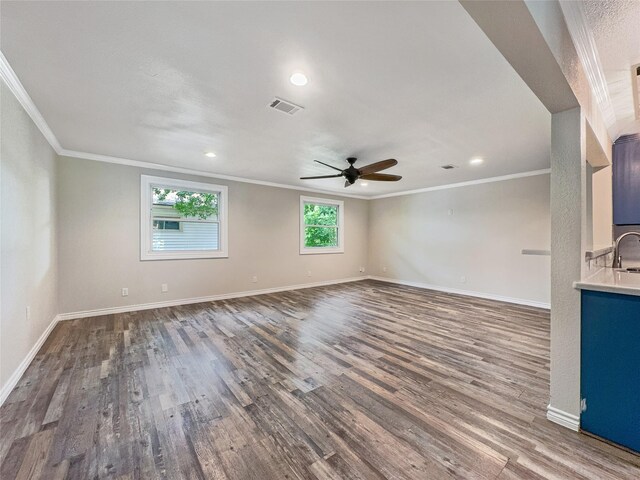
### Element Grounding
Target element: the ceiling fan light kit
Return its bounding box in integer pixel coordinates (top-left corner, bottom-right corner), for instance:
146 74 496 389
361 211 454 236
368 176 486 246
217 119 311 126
300 157 402 187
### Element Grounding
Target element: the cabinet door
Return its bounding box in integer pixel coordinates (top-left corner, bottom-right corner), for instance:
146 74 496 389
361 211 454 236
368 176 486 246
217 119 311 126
613 135 640 225
581 290 640 452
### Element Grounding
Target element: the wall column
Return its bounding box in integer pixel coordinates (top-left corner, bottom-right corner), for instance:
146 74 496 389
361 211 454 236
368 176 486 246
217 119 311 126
548 106 588 430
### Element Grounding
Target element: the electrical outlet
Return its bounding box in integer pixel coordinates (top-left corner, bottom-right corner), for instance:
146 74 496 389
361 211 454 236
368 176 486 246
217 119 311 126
359 266 366 273
448 209 454 216
307 270 312 277
121 288 129 297
460 276 467 284
26 306 31 321
382 266 387 273
251 275 258 283
161 283 168 293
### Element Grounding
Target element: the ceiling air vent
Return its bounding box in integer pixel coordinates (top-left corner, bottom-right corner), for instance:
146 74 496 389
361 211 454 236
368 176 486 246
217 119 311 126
269 97 304 115
440 164 456 170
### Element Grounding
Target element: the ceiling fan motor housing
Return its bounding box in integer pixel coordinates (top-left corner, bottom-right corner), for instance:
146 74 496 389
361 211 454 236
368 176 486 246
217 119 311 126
345 157 359 183
346 170 359 184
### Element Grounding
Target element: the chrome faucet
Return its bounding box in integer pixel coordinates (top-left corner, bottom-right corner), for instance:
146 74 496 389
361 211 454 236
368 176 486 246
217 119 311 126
612 231 640 268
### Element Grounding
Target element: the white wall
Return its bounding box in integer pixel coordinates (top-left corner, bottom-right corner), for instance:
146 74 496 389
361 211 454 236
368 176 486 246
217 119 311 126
549 107 587 427
0 82 58 390
56 156 369 315
1 79 554 400
0 79 555 400
368 173 551 306
590 165 613 250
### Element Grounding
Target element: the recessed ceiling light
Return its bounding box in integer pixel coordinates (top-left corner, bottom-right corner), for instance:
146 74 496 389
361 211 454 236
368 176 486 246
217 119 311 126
204 152 216 158
470 157 484 165
289 72 308 86
360 182 369 187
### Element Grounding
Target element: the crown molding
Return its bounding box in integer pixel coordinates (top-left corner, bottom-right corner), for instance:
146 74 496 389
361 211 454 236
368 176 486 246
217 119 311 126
369 169 551 200
0 48 367 200
2 48 551 201
558 0 618 139
0 51 62 153
59 149 369 200
60 149 550 202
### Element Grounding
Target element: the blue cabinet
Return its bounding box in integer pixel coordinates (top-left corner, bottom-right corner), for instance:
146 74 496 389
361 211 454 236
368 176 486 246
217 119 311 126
581 290 640 452
613 135 640 225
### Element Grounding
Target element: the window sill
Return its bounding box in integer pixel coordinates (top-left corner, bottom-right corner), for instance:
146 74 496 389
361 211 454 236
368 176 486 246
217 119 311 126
300 248 344 255
141 251 228 261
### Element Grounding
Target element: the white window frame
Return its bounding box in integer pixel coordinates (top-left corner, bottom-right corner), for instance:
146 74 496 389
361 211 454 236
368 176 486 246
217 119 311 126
300 196 344 255
141 175 228 260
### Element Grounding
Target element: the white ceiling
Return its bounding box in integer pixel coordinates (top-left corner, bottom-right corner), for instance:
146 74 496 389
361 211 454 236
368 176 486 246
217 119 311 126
1 1 551 196
582 0 640 139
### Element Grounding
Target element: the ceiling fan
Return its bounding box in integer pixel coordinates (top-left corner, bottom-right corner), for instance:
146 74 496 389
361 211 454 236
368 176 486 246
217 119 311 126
300 157 402 187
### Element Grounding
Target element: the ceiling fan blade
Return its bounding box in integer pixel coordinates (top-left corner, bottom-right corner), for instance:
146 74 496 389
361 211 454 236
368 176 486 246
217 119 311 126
359 173 402 182
314 160 344 172
357 159 397 176
300 174 344 180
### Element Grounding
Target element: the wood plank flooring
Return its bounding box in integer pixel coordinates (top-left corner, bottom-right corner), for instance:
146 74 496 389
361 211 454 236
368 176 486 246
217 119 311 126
1 280 638 479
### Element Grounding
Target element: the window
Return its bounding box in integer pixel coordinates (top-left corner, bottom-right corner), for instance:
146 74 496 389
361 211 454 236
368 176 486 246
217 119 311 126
153 220 181 231
300 196 344 254
141 175 228 260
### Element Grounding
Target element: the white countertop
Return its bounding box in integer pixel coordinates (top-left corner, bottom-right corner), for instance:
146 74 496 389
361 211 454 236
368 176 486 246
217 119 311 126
574 268 640 297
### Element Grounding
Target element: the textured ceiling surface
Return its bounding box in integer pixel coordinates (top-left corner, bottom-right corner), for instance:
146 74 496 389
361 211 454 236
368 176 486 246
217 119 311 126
0 1 551 195
582 0 640 138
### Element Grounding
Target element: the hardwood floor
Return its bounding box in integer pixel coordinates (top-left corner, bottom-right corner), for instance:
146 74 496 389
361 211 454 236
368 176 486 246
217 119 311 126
1 280 638 479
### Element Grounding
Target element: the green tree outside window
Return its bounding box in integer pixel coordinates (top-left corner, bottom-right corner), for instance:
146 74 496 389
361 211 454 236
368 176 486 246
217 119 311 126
304 203 339 247
153 188 218 220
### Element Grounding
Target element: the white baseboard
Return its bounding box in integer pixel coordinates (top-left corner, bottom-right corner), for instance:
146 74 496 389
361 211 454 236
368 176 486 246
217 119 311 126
547 404 580 431
2 275 546 407
56 276 368 321
0 314 61 406
1 277 366 406
367 276 551 309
